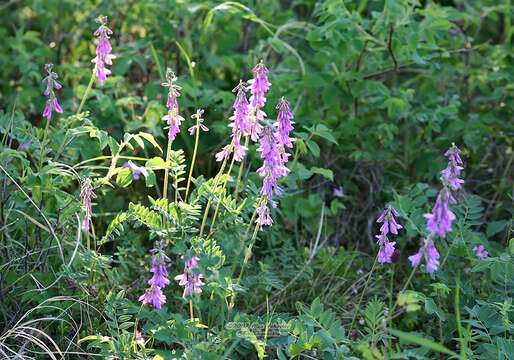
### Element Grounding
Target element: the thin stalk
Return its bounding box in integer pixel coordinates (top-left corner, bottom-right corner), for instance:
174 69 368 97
390 267 416 315
349 255 378 332
189 299 194 322
234 135 250 201
199 142 233 237
388 265 395 355
76 72 95 115
455 276 467 360
38 117 51 171
229 220 260 310
208 153 236 235
163 130 173 199
185 122 200 202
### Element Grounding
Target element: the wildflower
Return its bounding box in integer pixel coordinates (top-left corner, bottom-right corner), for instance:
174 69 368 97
138 285 166 309
275 97 295 149
376 234 396 264
161 68 184 143
473 245 488 259
215 144 232 162
41 64 63 119
375 206 402 263
80 178 97 233
333 186 344 198
424 191 456 238
91 16 115 85
248 60 271 142
122 161 142 180
188 109 209 135
18 141 32 152
139 244 170 309
377 206 403 235
256 198 273 227
174 255 205 299
408 239 440 273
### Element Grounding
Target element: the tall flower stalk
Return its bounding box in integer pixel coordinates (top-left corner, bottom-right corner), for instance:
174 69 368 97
185 109 208 201
139 243 170 310
409 144 464 273
161 68 184 200
375 206 402 263
77 15 115 115
40 63 63 169
174 255 204 321
80 178 97 250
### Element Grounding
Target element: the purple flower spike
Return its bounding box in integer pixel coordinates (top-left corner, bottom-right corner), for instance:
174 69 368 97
188 109 209 135
161 68 184 143
275 97 295 149
375 206 402 263
473 245 488 259
92 16 115 85
408 239 440 273
174 254 205 299
41 64 63 119
138 286 166 309
248 61 271 142
139 244 171 309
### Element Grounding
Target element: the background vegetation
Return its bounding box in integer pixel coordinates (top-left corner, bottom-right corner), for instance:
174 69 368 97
0 0 512 359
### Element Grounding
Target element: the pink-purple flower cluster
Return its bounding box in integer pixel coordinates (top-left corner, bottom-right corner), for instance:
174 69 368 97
80 178 97 233
91 16 115 85
216 81 251 162
473 245 488 259
375 206 402 263
161 68 185 143
408 239 440 273
424 143 464 238
174 255 205 299
139 250 170 309
122 161 142 180
42 64 63 120
188 109 209 135
409 144 464 273
248 61 270 142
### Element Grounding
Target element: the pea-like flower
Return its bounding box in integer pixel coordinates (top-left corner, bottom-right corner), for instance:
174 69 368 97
174 255 205 299
375 206 402 263
139 247 170 309
408 239 440 273
161 68 184 143
80 178 97 233
248 61 271 142
188 109 209 135
41 64 63 119
473 245 488 259
91 16 115 85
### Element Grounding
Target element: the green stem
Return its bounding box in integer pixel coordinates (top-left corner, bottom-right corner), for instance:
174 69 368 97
208 153 236 236
455 276 467 360
38 117 51 171
349 255 378 332
189 298 194 322
388 264 395 355
185 123 200 202
163 132 172 200
229 220 260 311
234 135 250 201
390 267 416 315
76 72 95 115
199 144 232 238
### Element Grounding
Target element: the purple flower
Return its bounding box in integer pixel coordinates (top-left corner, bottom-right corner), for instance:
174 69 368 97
408 239 440 273
248 61 271 142
215 144 232 162
444 143 463 168
139 245 171 309
375 206 402 263
122 161 142 180
174 255 204 299
275 97 295 149
377 206 402 235
424 190 456 238
376 234 396 264
256 198 273 227
188 109 209 135
161 68 184 143
41 64 63 119
333 186 344 198
18 141 32 152
147 254 171 288
473 245 488 259
92 16 115 85
231 81 252 137
138 285 166 309
80 178 97 233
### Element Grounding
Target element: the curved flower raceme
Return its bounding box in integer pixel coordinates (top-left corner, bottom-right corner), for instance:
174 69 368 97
80 178 97 233
161 68 184 143
188 109 209 135
174 255 205 299
408 239 440 273
139 248 170 309
375 206 402 263
91 16 115 85
42 64 63 120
